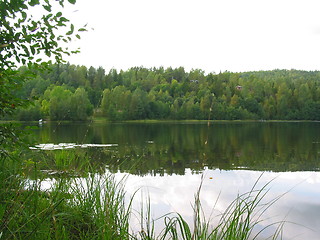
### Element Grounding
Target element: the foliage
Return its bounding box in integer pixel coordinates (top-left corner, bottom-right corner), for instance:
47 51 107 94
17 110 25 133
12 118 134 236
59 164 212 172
0 170 134 239
0 0 85 120
0 0 82 69
39 85 93 121
8 65 320 121
0 0 85 238
0 0 84 133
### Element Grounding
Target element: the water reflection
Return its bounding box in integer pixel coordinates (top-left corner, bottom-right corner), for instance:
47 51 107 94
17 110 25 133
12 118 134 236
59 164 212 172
30 143 118 150
34 169 320 239
28 122 320 239
30 121 320 173
118 170 320 240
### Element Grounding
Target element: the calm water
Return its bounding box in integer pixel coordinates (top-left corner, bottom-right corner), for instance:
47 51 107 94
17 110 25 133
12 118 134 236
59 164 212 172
30 121 320 239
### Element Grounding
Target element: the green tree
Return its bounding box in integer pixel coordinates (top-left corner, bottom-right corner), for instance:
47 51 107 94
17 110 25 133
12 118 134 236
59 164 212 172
129 88 149 119
200 94 213 119
70 88 93 120
93 66 105 90
45 85 72 120
101 88 111 116
276 83 291 119
297 83 312 108
15 100 42 121
263 96 276 119
239 97 262 118
171 98 182 119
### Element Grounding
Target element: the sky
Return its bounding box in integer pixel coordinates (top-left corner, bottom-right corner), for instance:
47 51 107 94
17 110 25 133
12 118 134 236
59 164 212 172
63 0 320 73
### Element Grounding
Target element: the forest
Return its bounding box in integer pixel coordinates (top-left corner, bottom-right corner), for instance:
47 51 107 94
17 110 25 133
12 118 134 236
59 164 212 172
7 64 320 121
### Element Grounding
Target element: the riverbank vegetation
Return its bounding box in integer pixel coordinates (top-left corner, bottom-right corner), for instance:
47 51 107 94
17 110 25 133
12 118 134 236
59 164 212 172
4 65 320 121
1 147 286 239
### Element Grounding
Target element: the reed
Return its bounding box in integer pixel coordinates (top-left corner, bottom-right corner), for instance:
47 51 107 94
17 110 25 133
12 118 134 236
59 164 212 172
1 152 286 240
64 173 134 239
155 173 284 240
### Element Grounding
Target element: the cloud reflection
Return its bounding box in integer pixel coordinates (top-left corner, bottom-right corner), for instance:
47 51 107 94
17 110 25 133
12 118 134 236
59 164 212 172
116 169 320 239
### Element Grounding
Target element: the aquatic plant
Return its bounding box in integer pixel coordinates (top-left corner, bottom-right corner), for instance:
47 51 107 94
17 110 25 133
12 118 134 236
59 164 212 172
150 174 285 240
0 153 287 240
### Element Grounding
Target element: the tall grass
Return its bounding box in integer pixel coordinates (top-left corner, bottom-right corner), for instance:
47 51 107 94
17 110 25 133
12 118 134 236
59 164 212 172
63 174 135 239
0 170 135 239
1 151 287 240
153 174 285 240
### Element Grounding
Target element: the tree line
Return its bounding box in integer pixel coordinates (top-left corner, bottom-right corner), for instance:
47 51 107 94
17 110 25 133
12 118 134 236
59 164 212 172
8 64 320 121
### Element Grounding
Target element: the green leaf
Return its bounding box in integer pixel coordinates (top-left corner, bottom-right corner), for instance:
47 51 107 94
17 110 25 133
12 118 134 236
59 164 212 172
66 24 74 35
46 13 53 19
21 3 28 9
50 33 56 40
30 46 35 55
78 28 87 32
21 12 27 20
45 51 51 57
68 0 77 4
56 12 62 18
22 45 30 57
58 0 64 7
42 4 52 12
57 22 66 27
76 34 81 39
22 27 27 36
29 0 40 7
60 17 69 22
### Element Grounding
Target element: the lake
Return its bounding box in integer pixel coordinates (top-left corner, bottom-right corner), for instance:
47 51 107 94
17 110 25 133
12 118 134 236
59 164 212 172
30 121 320 239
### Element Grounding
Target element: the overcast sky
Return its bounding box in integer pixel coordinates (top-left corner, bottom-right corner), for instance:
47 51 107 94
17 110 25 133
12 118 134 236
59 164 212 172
64 0 320 73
